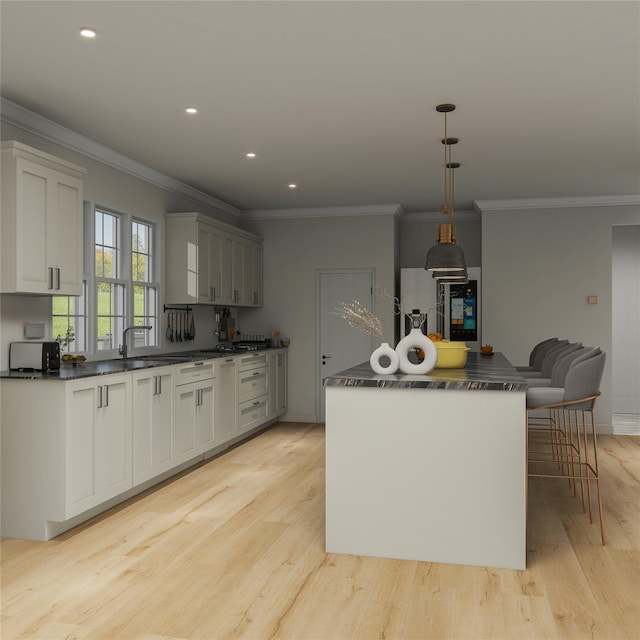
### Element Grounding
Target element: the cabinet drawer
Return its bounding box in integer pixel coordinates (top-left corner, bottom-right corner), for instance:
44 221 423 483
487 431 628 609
238 395 268 431
175 361 215 385
238 365 268 402
238 352 268 371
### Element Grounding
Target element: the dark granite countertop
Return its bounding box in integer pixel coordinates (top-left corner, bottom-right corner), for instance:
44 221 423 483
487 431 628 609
0 346 286 381
323 352 528 392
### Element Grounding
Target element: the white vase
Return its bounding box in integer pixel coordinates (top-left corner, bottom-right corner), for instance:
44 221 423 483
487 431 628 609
369 342 400 374
395 327 438 374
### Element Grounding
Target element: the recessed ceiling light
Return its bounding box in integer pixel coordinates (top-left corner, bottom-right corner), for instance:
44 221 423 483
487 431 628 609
288 184 297 189
185 107 198 115
80 27 96 39
246 152 257 158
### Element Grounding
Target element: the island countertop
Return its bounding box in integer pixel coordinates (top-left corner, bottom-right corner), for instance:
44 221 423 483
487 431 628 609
323 351 527 392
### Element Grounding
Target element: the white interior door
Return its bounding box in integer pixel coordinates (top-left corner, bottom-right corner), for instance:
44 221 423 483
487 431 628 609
316 269 374 422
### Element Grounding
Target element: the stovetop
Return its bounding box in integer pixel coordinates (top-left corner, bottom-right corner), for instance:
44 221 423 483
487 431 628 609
204 343 266 353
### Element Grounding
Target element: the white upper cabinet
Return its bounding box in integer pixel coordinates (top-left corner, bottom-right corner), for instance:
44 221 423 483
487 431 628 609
165 212 263 307
1 142 85 295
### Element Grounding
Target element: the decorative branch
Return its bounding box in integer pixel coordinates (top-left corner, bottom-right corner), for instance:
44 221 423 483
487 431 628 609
334 300 384 340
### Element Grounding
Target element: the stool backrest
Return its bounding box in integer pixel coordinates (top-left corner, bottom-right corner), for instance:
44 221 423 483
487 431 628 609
550 346 598 387
539 340 575 377
528 337 558 367
533 339 566 371
563 350 606 408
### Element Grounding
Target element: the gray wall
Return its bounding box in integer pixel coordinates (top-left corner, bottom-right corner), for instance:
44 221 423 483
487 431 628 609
239 214 397 422
481 205 640 428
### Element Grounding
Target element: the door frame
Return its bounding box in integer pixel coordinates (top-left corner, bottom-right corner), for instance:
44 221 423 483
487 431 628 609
315 268 375 422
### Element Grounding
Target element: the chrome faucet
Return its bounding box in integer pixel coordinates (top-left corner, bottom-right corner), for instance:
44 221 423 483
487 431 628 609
119 325 152 359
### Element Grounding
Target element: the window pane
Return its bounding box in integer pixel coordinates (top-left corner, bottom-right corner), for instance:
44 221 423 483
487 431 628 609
133 285 158 346
132 220 152 283
95 210 119 279
52 284 87 354
96 282 125 351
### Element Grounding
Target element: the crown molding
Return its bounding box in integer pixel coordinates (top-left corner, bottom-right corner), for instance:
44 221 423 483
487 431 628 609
402 209 480 222
1 98 240 223
241 203 405 221
474 195 640 213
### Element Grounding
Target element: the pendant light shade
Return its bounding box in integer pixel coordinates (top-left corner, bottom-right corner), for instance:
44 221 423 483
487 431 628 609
425 241 466 271
425 103 467 273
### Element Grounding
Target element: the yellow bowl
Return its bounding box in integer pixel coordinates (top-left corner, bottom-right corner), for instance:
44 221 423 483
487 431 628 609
434 341 470 368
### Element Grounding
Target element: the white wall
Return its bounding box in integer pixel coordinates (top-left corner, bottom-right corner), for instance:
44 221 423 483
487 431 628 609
239 214 397 422
612 225 640 414
0 123 237 370
481 205 640 428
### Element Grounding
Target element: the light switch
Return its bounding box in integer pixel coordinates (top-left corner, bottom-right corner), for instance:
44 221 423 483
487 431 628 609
587 295 598 305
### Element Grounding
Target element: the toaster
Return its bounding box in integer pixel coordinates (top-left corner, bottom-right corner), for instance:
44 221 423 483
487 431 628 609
9 341 60 371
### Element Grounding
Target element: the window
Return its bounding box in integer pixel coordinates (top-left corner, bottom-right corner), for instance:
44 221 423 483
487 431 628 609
51 283 88 354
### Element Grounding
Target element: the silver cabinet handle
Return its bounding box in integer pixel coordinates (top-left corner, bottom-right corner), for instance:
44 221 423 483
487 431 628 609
55 268 61 290
252 371 260 376
48 267 54 290
103 385 109 407
97 385 103 408
158 376 162 395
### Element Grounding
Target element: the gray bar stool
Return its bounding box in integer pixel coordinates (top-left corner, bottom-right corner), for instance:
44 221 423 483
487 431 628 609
526 350 606 544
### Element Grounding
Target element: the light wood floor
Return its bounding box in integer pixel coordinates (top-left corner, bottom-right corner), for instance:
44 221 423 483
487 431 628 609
2 423 639 640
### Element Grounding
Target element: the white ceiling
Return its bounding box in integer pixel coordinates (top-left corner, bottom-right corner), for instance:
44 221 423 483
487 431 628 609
1 0 639 214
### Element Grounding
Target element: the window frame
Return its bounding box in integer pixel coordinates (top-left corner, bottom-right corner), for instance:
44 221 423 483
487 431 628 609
74 202 161 357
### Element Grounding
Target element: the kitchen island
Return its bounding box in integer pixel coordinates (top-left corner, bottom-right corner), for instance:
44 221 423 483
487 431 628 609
323 352 528 570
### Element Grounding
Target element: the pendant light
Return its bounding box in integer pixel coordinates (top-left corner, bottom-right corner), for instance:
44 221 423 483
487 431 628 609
425 104 467 272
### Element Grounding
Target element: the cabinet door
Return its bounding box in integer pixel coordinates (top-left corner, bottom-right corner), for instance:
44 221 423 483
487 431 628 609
268 351 288 419
208 230 223 303
14 158 49 293
96 376 132 501
50 171 83 295
14 158 83 295
219 234 234 304
197 224 213 303
65 373 131 518
276 351 288 414
66 381 100 516
242 242 253 306
215 358 238 444
195 380 215 452
231 238 245 304
173 384 197 464
252 244 263 306
132 368 174 486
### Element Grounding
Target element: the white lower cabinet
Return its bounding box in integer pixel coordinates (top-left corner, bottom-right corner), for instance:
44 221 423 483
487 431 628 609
173 362 216 464
237 352 270 433
1 351 288 541
132 367 176 486
65 374 132 518
214 357 238 444
268 350 288 419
